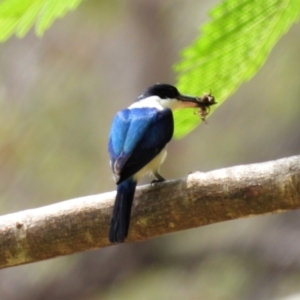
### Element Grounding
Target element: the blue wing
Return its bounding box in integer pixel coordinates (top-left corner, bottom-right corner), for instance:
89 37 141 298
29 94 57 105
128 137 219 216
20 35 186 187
108 107 173 184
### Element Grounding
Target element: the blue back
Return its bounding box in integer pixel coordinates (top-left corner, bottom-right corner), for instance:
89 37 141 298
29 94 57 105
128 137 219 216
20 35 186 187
108 107 173 183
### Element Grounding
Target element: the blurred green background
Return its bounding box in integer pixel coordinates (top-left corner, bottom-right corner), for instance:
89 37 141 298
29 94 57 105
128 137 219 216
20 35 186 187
0 0 300 299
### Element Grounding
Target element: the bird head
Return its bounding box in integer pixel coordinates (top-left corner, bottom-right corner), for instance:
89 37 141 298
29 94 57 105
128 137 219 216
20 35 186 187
136 83 207 110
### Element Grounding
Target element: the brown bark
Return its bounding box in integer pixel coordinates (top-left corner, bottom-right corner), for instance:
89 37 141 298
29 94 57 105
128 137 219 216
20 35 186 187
0 155 299 269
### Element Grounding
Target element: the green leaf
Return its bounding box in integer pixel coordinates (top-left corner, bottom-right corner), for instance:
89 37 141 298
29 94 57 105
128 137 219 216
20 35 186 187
36 0 81 36
0 0 82 41
174 0 300 139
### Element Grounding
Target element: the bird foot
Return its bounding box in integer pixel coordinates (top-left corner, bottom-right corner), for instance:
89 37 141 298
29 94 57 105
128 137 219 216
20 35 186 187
151 178 165 185
151 173 166 186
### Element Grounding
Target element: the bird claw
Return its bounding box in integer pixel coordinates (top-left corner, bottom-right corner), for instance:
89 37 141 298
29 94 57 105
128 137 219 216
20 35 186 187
151 178 165 186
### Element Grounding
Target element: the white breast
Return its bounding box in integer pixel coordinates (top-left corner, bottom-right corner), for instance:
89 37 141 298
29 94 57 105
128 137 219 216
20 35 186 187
133 148 167 181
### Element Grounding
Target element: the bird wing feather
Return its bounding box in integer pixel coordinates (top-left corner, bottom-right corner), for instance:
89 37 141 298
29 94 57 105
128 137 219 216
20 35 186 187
108 107 173 183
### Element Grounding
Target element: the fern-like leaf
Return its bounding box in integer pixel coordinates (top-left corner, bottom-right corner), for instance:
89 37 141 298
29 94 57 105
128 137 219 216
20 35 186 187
174 0 300 138
0 0 81 41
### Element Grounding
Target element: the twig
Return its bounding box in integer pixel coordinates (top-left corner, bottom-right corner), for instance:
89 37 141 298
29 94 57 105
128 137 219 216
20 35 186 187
0 155 299 269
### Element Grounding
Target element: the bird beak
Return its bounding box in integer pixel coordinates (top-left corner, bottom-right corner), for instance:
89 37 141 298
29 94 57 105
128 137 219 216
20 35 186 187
176 93 203 108
177 94 199 104
176 92 217 109
177 94 200 108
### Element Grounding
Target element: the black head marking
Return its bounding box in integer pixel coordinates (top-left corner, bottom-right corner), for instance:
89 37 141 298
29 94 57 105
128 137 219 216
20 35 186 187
137 83 180 101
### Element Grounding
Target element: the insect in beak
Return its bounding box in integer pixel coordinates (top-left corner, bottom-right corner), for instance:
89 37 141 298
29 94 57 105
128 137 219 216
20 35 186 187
194 92 216 122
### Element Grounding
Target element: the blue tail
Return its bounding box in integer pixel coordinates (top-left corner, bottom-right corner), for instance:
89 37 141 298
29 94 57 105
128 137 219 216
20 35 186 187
109 178 137 243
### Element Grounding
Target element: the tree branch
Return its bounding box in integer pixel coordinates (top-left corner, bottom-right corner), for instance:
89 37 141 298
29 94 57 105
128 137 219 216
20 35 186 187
1 155 300 269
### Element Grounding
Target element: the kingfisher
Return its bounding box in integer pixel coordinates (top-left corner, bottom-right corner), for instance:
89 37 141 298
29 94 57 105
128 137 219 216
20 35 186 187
108 83 213 243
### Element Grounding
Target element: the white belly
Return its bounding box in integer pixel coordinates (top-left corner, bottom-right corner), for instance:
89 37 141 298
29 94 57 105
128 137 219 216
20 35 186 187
133 148 167 181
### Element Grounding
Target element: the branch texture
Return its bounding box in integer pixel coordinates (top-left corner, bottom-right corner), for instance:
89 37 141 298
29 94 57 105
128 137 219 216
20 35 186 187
0 155 300 269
